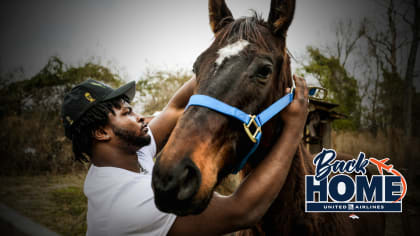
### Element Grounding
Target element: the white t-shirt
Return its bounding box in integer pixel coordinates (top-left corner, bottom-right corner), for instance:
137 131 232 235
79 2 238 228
84 130 176 236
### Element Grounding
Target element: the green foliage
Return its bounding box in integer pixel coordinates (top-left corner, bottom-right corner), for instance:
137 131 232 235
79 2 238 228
50 186 87 235
136 69 192 115
300 46 362 130
0 175 87 236
1 57 123 116
51 186 86 218
0 56 122 175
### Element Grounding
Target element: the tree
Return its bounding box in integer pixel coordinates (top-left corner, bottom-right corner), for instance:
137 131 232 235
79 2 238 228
0 56 124 116
0 56 124 175
136 69 192 115
401 0 420 139
363 0 419 136
363 0 410 133
363 3 419 224
300 46 361 130
329 19 366 69
298 18 368 130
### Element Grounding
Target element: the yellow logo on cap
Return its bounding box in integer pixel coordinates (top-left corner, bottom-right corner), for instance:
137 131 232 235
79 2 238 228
85 92 95 102
65 116 74 125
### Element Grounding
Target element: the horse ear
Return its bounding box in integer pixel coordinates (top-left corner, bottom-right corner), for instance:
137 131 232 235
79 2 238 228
268 0 296 36
209 0 234 33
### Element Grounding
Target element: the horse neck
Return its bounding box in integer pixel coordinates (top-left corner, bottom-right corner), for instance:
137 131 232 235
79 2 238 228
277 142 314 204
258 144 353 235
254 144 311 234
238 143 313 234
244 130 314 213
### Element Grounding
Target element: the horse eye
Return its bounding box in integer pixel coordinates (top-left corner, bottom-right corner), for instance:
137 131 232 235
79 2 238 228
256 65 273 78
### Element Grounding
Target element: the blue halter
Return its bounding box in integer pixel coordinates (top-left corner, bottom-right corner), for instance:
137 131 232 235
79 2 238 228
185 91 294 173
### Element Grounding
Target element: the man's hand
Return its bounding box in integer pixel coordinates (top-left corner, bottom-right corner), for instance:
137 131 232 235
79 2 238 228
280 75 309 132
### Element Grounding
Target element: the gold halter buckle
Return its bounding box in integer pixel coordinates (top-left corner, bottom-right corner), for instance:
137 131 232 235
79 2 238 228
243 115 262 143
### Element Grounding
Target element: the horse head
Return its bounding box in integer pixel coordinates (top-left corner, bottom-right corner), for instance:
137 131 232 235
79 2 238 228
152 0 296 216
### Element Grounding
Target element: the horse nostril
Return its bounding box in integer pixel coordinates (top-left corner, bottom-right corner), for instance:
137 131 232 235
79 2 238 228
176 164 200 201
152 157 201 207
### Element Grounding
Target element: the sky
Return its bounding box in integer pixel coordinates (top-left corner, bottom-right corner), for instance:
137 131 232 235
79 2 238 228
0 0 418 89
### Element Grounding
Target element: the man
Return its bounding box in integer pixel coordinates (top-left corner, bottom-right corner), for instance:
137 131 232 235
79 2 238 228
61 75 308 235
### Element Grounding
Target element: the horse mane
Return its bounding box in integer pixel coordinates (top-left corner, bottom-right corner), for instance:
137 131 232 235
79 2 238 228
216 12 270 50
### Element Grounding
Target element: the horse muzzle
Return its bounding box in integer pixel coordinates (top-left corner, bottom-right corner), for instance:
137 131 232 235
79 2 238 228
152 156 206 215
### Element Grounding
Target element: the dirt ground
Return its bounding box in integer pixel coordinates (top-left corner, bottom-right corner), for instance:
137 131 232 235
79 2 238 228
0 174 87 236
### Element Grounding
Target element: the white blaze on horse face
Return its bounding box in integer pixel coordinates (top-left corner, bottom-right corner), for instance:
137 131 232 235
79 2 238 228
215 39 250 67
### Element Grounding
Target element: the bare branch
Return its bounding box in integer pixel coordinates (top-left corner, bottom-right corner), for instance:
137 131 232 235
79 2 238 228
373 0 415 24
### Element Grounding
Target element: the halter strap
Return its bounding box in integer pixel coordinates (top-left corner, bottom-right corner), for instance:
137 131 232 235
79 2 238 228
256 93 294 125
185 92 294 173
185 95 252 124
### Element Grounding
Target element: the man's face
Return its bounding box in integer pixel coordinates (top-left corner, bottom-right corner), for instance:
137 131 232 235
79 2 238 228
108 101 151 150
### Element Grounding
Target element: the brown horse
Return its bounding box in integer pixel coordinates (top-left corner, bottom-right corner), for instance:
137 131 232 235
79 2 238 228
152 0 384 235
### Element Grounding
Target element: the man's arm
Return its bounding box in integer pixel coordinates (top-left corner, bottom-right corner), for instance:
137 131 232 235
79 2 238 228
168 75 309 235
149 76 196 152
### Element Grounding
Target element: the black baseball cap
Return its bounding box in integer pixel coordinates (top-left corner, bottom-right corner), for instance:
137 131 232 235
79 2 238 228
61 79 136 139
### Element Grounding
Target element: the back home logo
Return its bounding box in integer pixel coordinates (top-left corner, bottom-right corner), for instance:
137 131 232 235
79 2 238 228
305 148 407 212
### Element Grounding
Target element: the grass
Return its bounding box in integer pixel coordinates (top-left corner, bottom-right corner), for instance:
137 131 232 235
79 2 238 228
0 173 87 236
331 129 420 169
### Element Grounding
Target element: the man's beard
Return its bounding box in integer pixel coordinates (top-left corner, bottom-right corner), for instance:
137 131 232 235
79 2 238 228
112 126 151 149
